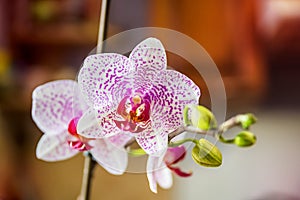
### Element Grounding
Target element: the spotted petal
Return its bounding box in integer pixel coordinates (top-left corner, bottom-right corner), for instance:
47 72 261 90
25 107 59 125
78 53 134 113
147 155 173 193
135 128 168 156
77 108 121 138
151 70 200 132
90 136 130 175
130 38 167 73
36 132 78 161
32 80 83 135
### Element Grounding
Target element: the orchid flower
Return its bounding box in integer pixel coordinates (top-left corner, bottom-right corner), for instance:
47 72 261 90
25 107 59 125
31 80 131 175
77 37 200 156
147 146 192 193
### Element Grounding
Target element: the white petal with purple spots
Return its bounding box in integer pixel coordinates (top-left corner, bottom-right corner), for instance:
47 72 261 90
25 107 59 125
78 53 134 113
130 38 167 73
135 127 168 156
32 80 83 135
36 132 78 161
151 69 200 132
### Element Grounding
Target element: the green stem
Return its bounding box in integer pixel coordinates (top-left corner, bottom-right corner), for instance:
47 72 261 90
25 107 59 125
218 135 235 144
169 138 198 147
124 115 243 149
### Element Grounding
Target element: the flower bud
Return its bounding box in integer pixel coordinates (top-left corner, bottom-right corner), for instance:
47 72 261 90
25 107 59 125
183 105 217 131
234 131 256 147
237 113 257 129
191 139 222 167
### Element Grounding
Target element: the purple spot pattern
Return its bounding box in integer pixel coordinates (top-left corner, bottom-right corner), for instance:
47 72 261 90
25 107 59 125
78 38 200 155
32 80 85 135
78 53 134 114
117 70 199 154
78 107 126 138
36 132 78 161
130 38 166 73
151 70 200 132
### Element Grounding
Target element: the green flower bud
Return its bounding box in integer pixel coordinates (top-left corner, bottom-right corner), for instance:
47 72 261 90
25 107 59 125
192 139 222 167
183 105 217 131
237 113 257 129
234 131 256 147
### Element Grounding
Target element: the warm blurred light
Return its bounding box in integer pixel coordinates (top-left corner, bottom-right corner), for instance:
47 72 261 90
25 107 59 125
259 0 300 36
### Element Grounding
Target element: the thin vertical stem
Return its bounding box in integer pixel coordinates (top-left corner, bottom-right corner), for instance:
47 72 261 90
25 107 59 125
78 0 110 199
97 0 110 53
79 153 97 200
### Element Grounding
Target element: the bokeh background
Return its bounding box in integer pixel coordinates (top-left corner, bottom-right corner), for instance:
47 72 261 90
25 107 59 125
1 0 300 199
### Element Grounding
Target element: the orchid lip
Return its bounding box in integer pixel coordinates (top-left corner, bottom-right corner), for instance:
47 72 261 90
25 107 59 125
67 117 93 151
68 140 92 151
167 165 192 177
115 94 151 133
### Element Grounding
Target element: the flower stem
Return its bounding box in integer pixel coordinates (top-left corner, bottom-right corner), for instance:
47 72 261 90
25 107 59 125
168 126 215 141
79 153 97 200
168 138 198 147
78 0 110 199
169 115 242 141
97 0 110 53
124 115 242 149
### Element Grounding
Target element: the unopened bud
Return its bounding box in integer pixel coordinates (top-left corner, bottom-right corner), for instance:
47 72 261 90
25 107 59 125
183 105 217 131
234 131 256 147
191 139 222 167
237 113 257 129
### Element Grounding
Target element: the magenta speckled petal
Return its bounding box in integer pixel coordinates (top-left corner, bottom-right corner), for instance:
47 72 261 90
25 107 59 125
77 108 117 138
135 128 168 156
90 139 128 175
36 132 78 162
98 110 124 136
78 53 134 113
151 70 200 132
130 38 167 73
32 80 83 135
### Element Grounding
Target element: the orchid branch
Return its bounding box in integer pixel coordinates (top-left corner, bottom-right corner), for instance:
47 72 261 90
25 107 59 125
79 0 110 200
78 153 97 200
168 115 241 141
125 113 256 151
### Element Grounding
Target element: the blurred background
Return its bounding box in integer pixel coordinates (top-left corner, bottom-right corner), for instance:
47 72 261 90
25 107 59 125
1 0 300 199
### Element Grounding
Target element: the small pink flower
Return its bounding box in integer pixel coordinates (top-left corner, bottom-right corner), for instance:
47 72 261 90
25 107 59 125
147 146 192 193
32 80 131 175
77 38 200 156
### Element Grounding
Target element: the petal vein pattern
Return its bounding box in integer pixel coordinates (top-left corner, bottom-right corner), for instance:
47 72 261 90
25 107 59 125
32 80 85 135
129 38 167 82
78 53 134 113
